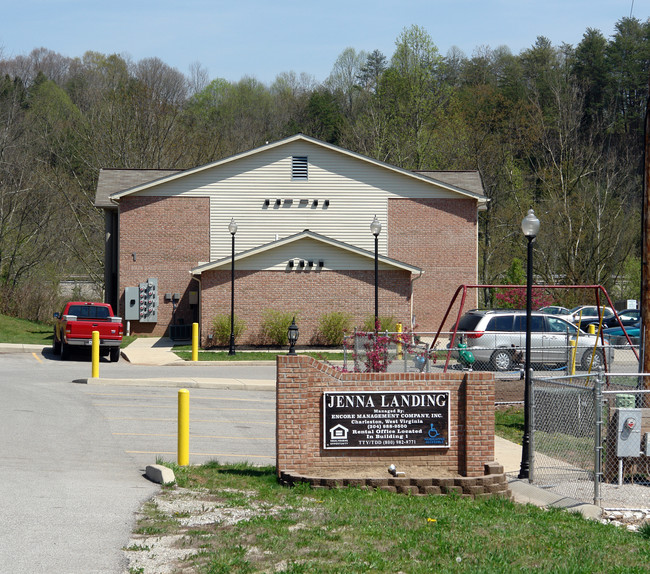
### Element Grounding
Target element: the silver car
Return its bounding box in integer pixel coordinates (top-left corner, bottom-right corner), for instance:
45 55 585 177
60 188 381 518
451 310 614 371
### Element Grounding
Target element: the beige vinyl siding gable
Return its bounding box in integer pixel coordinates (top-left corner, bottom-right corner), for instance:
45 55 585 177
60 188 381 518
125 140 476 261
204 237 406 272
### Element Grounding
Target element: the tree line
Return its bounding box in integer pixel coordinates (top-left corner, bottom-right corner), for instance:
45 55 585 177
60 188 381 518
0 19 648 320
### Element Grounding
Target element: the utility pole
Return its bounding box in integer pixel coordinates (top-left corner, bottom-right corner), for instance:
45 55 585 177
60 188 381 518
643 74 650 381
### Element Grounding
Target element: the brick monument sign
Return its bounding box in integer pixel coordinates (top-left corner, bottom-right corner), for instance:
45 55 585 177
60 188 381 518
276 355 509 498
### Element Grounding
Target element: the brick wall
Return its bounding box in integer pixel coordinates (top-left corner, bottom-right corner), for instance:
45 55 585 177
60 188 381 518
276 355 495 478
118 196 210 336
117 194 479 342
388 198 478 332
201 269 411 346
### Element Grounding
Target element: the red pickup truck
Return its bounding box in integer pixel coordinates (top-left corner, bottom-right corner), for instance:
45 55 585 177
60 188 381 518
53 302 123 362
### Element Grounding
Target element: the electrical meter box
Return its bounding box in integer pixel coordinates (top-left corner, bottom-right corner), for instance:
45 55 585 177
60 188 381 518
138 278 158 323
616 408 642 458
124 286 140 321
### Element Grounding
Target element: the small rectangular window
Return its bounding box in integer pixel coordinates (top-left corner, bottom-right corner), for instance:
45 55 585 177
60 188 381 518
292 156 308 180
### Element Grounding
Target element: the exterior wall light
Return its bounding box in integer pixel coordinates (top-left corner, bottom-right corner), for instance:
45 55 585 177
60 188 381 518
287 317 299 355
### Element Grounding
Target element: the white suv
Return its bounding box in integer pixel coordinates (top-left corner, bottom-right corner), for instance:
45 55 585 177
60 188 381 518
452 309 614 371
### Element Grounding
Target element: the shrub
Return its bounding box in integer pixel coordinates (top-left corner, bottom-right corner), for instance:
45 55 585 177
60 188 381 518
495 287 554 310
211 314 246 346
361 315 398 332
317 311 353 346
261 310 297 346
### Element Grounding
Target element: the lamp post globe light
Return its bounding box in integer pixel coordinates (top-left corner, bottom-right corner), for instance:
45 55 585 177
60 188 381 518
370 215 382 330
287 317 299 355
519 208 540 480
228 218 237 356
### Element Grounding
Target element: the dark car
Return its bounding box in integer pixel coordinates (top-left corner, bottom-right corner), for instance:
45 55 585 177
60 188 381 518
601 309 640 330
603 320 641 345
569 305 615 329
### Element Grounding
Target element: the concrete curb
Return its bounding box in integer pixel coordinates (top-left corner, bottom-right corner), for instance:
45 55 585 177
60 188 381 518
146 464 176 485
0 344 47 354
508 479 602 519
73 377 276 391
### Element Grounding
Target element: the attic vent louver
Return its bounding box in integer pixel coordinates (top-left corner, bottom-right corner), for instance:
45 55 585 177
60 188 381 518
292 156 308 180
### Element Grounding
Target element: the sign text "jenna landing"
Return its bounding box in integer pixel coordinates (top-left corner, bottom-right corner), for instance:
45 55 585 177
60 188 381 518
325 393 448 409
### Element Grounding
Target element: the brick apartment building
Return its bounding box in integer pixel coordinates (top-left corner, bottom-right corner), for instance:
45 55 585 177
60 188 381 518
94 134 486 346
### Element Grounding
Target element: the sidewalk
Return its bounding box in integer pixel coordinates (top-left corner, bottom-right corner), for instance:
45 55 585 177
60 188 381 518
494 436 602 519
121 336 185 366
102 336 275 389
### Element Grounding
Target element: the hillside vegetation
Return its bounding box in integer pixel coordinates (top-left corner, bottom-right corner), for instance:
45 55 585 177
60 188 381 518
0 19 647 320
0 314 52 344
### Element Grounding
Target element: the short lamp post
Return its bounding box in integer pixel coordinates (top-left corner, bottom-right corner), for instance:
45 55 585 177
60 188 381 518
287 317 299 355
519 208 540 480
370 215 382 330
228 218 237 356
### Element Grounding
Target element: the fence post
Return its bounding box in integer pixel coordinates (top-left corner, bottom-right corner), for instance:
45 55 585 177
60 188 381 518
594 368 604 507
396 322 403 360
569 339 577 376
353 328 360 371
529 367 535 483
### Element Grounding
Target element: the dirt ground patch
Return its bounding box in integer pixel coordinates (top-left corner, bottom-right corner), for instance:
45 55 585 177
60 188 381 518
495 379 524 403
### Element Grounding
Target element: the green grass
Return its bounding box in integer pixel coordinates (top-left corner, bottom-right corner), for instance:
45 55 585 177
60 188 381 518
494 407 524 444
0 314 53 344
135 461 650 573
0 313 135 348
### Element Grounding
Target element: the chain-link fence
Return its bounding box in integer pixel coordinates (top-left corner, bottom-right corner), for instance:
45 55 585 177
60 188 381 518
342 331 433 373
530 372 650 508
342 331 640 376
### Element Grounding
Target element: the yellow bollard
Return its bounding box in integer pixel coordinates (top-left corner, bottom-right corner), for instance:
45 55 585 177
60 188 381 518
588 324 595 335
91 330 100 378
191 322 199 362
396 322 403 359
178 388 189 466
569 339 577 376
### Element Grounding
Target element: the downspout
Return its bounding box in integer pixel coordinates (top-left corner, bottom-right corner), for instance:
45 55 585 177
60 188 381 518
410 271 424 330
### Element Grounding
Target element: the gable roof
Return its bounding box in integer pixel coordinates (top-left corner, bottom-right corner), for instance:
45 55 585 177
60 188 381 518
106 134 486 205
94 168 183 208
190 230 423 275
414 171 484 197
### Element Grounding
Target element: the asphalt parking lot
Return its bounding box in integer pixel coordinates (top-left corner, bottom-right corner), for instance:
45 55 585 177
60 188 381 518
79 385 277 468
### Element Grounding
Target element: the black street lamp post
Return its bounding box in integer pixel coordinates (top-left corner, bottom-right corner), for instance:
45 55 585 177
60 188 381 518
228 218 237 356
519 208 540 480
370 215 382 330
287 317 299 355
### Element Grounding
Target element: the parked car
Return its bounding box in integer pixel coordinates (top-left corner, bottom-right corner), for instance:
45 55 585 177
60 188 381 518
538 306 573 322
53 301 123 361
450 309 614 371
568 305 615 329
603 320 641 345
601 308 640 329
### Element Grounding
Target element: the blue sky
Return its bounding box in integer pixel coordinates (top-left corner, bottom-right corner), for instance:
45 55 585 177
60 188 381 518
1 0 643 85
